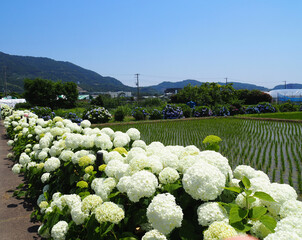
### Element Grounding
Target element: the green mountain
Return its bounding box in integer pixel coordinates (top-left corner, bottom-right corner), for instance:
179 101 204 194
272 83 302 90
0 51 133 93
146 79 269 92
0 51 273 95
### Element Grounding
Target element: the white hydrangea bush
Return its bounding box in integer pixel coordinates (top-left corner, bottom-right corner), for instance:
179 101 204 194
3 108 302 239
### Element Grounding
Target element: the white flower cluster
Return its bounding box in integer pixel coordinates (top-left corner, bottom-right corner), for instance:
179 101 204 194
142 229 167 240
146 193 183 235
203 221 238 240
94 201 125 224
117 170 158 202
51 220 69 240
182 162 226 201
197 202 228 226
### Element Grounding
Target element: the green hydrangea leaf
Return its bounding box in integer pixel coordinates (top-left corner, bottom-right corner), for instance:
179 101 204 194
229 206 248 223
242 176 251 189
259 215 277 233
224 186 242 193
254 191 275 202
250 206 267 219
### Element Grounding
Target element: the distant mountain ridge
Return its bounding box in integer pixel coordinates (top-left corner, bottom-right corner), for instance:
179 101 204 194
0 51 133 93
0 51 295 94
147 79 269 92
272 83 302 90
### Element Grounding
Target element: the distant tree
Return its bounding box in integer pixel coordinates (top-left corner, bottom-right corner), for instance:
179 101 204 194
24 78 78 109
24 78 57 108
236 89 272 104
170 83 237 107
91 94 104 106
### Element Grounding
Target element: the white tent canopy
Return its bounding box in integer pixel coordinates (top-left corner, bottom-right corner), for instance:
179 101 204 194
0 99 26 108
268 89 302 98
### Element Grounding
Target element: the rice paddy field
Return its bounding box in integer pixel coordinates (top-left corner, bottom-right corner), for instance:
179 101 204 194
105 117 302 195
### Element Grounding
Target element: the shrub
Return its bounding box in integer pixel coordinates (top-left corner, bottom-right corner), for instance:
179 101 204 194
245 105 260 114
177 104 192 118
114 106 127 122
30 106 55 120
83 107 112 124
193 106 213 117
64 112 82 123
162 104 183 119
213 105 230 116
257 102 276 113
229 103 245 116
149 109 163 120
278 101 299 112
14 102 32 110
131 107 149 121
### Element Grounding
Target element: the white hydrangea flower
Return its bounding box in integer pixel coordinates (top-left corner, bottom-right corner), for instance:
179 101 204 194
117 170 158 202
198 150 233 179
81 120 91 128
116 176 132 193
51 220 69 240
279 199 302 218
234 165 270 182
147 155 164 174
142 229 167 240
178 155 203 173
158 167 180 184
81 135 95 149
264 230 301 240
81 194 103 214
126 128 140 141
71 205 88 225
105 159 131 180
125 147 146 163
147 193 183 235
12 163 22 174
159 152 179 169
113 134 130 148
132 140 147 150
165 145 185 158
19 152 31 166
103 150 124 164
49 145 62 157
39 137 51 149
38 150 48 160
203 221 237 240
65 133 83 149
264 183 297 217
44 157 61 172
91 177 117 201
197 202 228 226
59 150 74 162
272 216 302 238
94 202 125 224
100 127 115 139
50 127 64 137
182 162 226 201
94 134 113 150
71 150 90 164
61 194 82 210
41 173 51 183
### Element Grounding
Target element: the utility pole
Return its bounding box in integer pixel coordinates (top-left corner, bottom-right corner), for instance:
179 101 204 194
283 81 287 89
135 73 140 105
3 66 7 97
225 77 228 85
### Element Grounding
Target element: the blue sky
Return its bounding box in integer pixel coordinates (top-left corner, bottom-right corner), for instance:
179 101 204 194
1 0 302 88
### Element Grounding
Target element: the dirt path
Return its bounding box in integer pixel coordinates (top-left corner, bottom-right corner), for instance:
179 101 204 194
0 121 40 240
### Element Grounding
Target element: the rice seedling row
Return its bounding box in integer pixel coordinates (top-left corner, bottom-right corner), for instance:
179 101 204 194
108 118 302 194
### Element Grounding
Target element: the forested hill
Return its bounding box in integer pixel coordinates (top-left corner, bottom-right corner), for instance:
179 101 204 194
147 80 269 92
0 51 274 94
0 51 133 93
